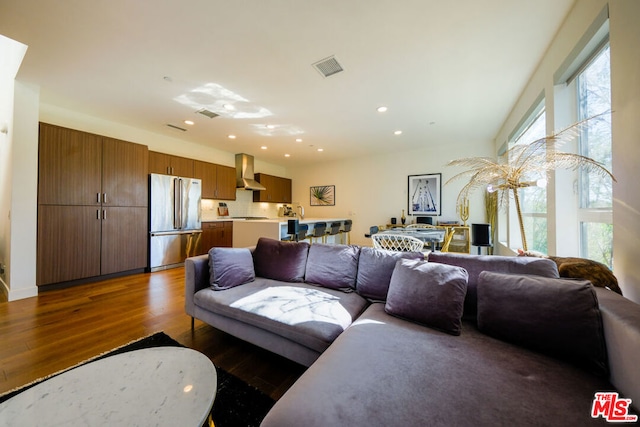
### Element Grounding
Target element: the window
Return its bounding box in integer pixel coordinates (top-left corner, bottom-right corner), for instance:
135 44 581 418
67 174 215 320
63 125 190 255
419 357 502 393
576 44 612 267
510 106 547 252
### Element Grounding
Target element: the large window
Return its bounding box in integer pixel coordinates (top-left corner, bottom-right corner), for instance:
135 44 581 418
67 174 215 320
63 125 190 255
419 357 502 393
511 106 547 253
576 44 612 267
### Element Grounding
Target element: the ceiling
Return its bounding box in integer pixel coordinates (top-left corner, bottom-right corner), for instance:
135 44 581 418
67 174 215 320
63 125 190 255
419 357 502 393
1 0 575 166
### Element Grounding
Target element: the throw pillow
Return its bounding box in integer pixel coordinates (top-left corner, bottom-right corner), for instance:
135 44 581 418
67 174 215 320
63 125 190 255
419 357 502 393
209 247 255 290
385 259 468 335
305 243 361 291
477 271 608 376
252 237 310 282
428 252 559 321
356 247 425 301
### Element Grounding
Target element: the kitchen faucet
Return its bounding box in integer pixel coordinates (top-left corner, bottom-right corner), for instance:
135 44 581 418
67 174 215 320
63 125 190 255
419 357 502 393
297 205 305 219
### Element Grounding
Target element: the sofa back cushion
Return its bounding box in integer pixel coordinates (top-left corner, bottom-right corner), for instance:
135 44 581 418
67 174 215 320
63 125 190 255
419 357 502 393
477 271 608 376
209 247 255 290
305 244 361 291
427 252 558 320
385 259 468 335
356 247 424 301
253 237 310 282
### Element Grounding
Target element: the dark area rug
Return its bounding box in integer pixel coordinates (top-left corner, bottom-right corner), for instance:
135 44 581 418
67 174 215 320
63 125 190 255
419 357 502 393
0 332 275 427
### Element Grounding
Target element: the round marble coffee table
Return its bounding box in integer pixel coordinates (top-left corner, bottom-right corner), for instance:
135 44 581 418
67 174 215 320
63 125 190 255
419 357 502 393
0 346 217 426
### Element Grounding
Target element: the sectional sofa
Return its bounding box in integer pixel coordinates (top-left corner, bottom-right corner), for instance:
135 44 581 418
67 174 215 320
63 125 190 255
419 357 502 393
185 237 640 426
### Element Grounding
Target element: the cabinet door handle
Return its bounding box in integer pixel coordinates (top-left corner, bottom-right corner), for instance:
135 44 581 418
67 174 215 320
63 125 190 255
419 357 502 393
103 193 107 204
102 209 107 220
97 209 101 219
97 193 101 204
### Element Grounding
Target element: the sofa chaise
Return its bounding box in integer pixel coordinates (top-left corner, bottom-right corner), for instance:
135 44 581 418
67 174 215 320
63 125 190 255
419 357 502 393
185 238 640 426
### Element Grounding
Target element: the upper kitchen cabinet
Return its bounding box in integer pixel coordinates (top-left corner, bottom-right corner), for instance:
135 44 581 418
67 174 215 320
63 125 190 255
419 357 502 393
38 123 102 205
149 151 194 177
38 124 149 207
253 173 292 203
193 160 236 200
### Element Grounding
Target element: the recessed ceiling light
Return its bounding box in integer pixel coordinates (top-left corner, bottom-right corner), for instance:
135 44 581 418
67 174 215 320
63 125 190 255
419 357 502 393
394 130 403 135
377 106 388 113
266 124 276 129
184 120 194 126
228 134 236 139
295 138 303 143
261 146 267 150
223 103 235 110
317 148 324 152
284 153 291 157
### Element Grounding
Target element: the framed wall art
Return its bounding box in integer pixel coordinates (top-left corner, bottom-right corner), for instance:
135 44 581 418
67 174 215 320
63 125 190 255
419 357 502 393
408 173 441 216
310 185 335 206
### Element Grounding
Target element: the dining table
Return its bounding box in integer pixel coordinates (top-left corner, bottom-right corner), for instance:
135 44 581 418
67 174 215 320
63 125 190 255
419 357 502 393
378 227 446 251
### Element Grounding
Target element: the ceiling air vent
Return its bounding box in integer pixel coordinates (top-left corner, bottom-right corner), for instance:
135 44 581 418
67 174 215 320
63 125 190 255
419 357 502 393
312 55 344 78
166 124 187 132
197 108 220 119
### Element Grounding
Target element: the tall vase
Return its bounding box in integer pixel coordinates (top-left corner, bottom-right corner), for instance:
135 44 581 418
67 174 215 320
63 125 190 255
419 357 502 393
401 209 406 225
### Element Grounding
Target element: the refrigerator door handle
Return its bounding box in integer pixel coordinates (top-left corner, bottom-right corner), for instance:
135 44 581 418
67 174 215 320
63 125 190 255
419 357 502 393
173 178 181 229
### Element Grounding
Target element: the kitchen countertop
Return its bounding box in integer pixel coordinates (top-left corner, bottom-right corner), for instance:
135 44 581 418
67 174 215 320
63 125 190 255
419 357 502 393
204 217 349 224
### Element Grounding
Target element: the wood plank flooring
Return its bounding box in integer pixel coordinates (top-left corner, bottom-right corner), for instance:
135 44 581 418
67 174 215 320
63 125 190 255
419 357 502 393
0 268 306 400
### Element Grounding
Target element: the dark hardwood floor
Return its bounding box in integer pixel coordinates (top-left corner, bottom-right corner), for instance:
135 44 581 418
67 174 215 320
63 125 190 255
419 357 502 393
0 268 306 400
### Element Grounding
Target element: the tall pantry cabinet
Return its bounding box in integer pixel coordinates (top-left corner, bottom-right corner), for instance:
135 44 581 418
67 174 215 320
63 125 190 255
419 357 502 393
37 123 149 286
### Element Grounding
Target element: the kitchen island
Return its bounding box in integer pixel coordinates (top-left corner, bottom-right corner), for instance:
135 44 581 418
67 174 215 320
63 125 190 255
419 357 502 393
232 218 351 248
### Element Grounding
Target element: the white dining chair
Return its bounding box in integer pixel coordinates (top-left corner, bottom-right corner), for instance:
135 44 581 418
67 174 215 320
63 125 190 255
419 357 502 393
371 234 425 252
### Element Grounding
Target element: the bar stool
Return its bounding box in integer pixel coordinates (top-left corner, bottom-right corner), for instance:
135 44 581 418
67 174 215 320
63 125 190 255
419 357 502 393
339 220 352 244
306 222 326 244
325 221 341 244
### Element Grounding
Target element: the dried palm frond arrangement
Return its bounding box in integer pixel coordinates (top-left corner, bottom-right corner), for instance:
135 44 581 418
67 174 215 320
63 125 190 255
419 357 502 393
446 114 616 251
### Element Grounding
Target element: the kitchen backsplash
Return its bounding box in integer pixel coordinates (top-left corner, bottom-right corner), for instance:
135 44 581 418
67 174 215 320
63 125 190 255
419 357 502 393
201 190 297 221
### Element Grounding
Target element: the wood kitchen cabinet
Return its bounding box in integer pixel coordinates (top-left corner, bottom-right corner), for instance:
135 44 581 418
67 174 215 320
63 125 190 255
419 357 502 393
253 173 292 203
199 221 233 255
193 160 236 200
149 151 194 177
37 123 148 286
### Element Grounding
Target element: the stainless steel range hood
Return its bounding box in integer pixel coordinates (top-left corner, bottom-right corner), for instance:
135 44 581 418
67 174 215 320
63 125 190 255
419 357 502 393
235 153 266 191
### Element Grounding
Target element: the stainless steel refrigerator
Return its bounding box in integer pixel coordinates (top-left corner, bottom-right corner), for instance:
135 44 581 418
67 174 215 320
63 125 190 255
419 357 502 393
149 173 202 271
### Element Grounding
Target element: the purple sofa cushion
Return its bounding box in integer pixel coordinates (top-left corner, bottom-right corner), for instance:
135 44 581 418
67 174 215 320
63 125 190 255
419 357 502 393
209 247 255 290
385 259 468 335
356 247 424 301
305 244 360 291
252 237 309 282
477 271 608 376
427 252 559 320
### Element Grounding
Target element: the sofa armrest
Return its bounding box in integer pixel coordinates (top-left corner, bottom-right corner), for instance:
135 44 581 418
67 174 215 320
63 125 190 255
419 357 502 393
185 254 210 317
595 287 640 404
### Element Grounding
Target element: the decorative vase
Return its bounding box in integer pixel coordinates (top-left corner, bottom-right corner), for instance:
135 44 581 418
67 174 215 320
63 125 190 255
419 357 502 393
401 209 406 225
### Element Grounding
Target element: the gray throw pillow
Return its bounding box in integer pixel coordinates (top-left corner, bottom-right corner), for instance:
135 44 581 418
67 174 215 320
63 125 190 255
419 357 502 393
305 243 361 291
356 247 425 301
209 247 255 290
252 237 310 282
477 271 608 376
385 259 468 335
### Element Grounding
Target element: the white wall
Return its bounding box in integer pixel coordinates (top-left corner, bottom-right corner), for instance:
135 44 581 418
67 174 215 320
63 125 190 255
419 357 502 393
610 0 640 303
493 0 640 302
288 139 493 247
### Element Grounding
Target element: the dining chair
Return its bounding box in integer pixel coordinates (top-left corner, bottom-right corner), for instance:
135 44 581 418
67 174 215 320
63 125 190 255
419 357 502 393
371 234 425 252
364 225 379 238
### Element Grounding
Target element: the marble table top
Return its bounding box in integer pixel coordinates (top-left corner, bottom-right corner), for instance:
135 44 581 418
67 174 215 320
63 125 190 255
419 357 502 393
0 346 217 426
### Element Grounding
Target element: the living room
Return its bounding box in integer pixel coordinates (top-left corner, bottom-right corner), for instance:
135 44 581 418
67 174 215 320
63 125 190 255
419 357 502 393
1 1 640 424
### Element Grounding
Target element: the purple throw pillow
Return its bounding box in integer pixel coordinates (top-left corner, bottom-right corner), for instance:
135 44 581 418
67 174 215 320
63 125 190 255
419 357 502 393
477 271 608 376
385 259 468 335
428 252 559 320
209 247 255 290
305 244 360 291
356 247 425 301
252 237 310 282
